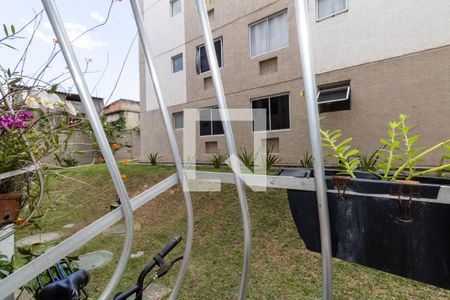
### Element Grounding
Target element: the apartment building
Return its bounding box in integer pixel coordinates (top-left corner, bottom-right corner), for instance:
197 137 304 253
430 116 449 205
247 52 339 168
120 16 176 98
140 0 450 165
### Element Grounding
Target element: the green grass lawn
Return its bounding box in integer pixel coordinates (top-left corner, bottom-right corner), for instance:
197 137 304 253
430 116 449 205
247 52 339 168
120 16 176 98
14 164 450 299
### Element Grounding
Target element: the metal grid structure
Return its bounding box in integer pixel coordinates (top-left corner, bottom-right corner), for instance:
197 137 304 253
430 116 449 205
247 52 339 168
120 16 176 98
2 0 450 299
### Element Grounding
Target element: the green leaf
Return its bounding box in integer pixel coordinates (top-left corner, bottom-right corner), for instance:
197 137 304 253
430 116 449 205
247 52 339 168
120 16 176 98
409 135 419 145
337 145 350 154
49 84 58 94
388 130 395 139
401 126 409 136
346 149 360 157
8 77 21 85
349 159 360 170
3 24 8 37
10 24 15 35
380 138 389 146
333 133 342 140
337 137 352 148
392 141 400 149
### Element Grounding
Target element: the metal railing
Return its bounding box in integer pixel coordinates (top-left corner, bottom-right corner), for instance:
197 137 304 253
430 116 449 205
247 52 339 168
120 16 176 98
0 0 334 299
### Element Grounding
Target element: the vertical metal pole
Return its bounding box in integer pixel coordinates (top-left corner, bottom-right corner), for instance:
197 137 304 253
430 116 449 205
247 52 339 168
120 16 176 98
293 0 333 299
41 1 135 299
129 1 194 299
194 1 251 299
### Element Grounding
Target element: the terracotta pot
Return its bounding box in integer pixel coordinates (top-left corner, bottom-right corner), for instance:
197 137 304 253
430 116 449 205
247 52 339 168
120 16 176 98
0 193 23 226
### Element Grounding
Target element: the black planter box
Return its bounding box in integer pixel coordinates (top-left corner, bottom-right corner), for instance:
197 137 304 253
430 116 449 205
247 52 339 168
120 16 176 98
281 168 450 289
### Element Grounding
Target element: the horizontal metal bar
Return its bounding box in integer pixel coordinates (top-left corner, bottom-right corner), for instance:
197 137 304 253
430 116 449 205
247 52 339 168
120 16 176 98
0 173 178 296
191 171 316 191
0 165 38 181
191 171 450 205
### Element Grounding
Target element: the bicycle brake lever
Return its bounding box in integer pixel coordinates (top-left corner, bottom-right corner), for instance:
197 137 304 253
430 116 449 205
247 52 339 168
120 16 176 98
154 255 183 279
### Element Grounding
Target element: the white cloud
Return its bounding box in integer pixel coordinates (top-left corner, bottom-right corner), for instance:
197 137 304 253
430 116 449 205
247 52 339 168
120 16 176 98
28 22 106 51
90 11 105 23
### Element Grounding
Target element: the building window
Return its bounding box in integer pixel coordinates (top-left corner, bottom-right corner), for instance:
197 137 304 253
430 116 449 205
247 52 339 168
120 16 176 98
196 38 223 74
173 112 184 129
171 0 181 16
200 107 224 136
250 11 288 57
317 0 347 21
172 54 183 73
252 94 290 131
317 81 351 113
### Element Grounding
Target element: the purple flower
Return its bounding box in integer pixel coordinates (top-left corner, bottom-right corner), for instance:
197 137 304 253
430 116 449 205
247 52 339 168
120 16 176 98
18 111 33 121
0 115 27 130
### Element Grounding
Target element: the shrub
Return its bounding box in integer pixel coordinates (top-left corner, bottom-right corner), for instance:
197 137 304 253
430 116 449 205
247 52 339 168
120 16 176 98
298 151 313 168
258 146 281 173
148 152 160 166
239 148 254 171
210 153 227 169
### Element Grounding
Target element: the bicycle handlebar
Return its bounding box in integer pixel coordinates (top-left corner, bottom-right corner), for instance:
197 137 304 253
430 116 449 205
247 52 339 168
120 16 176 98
114 235 183 300
37 236 182 300
158 234 182 258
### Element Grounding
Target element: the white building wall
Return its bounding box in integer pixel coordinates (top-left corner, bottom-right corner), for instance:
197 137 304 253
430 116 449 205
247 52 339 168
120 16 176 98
143 0 187 111
310 0 450 74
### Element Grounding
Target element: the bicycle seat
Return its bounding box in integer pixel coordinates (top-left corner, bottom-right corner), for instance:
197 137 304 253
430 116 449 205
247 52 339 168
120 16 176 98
38 269 90 300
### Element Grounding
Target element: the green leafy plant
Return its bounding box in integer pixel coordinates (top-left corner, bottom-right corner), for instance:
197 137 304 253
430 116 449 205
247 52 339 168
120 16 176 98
239 148 254 171
54 153 78 168
322 114 450 181
258 146 281 173
210 153 227 169
436 148 450 177
358 148 382 172
148 152 161 166
376 119 403 180
298 151 313 168
321 129 360 178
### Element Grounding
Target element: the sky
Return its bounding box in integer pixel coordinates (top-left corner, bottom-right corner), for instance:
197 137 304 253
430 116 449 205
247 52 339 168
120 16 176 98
0 0 139 104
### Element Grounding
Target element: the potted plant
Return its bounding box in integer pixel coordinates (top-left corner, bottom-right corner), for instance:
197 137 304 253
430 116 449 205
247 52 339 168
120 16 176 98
282 114 450 289
0 86 77 228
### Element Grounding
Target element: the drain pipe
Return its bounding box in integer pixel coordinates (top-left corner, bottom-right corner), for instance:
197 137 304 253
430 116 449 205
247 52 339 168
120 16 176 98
41 1 135 299
293 0 333 299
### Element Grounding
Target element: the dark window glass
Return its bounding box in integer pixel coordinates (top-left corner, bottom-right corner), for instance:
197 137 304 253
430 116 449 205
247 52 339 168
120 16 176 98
199 107 224 136
200 109 212 136
214 39 222 68
270 95 290 130
252 94 290 131
197 39 222 74
252 98 269 131
212 108 224 135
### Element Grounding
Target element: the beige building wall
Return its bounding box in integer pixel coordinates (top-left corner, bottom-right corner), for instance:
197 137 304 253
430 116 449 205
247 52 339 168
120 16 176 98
140 0 450 166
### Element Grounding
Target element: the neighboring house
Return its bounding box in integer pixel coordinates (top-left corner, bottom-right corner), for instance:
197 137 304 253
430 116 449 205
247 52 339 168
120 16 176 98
103 99 140 130
103 99 141 161
43 91 104 165
57 91 104 114
140 0 450 165
55 91 104 117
